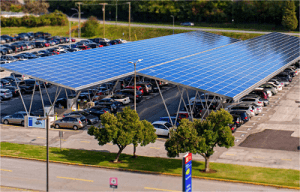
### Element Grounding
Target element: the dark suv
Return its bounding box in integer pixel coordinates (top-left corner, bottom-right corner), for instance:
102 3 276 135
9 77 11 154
117 89 143 102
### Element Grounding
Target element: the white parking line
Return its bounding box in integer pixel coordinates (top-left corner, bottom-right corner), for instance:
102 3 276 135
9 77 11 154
235 131 248 133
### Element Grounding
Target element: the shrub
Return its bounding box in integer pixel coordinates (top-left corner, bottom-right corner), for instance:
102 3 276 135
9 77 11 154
82 16 100 37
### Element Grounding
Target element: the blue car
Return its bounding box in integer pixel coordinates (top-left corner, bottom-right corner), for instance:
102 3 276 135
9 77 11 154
159 116 180 127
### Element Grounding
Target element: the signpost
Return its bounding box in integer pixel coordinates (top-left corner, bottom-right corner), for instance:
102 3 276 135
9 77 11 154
109 177 118 191
59 131 63 151
182 153 192 192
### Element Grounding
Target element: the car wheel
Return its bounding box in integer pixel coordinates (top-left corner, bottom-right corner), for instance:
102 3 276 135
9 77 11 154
73 125 78 130
21 121 24 126
55 124 60 129
3 119 9 124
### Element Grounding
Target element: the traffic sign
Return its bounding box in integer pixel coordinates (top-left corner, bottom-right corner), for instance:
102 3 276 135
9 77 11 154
182 153 192 192
109 177 118 189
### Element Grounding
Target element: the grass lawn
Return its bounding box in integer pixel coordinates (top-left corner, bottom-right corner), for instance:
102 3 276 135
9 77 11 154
1 24 267 42
1 142 299 188
114 21 299 33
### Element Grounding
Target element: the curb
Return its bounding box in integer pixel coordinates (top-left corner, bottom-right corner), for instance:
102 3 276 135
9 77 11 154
1 155 299 190
0 185 41 192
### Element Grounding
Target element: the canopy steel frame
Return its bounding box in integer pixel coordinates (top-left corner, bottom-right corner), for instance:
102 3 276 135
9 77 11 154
13 75 28 116
156 80 174 127
29 79 37 114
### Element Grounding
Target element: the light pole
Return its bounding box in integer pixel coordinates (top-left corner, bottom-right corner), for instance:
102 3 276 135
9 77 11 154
69 12 82 46
116 0 118 26
75 2 82 38
71 8 80 38
99 3 108 38
128 59 143 111
37 116 50 192
126 2 131 41
171 15 174 35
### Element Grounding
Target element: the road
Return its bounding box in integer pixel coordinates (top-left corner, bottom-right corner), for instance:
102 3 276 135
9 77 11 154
1 157 297 192
68 18 298 36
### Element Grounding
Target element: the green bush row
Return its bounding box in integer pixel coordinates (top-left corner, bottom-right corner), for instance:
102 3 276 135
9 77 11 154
0 10 68 28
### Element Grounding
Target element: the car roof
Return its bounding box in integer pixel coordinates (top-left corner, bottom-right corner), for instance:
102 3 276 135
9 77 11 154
152 121 169 125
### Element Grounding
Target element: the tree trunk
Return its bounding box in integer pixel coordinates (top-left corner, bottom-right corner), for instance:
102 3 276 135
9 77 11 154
114 147 124 163
205 157 210 172
133 145 137 158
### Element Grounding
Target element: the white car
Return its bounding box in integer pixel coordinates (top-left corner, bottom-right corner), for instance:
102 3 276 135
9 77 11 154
111 94 130 105
152 121 173 137
116 39 127 43
267 81 282 91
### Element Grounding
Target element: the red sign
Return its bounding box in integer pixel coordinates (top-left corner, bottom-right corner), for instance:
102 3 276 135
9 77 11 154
109 177 118 189
184 153 192 164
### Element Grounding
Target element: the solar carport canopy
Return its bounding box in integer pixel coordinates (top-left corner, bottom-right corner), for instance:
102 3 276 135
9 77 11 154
2 31 299 101
141 32 300 100
2 31 238 90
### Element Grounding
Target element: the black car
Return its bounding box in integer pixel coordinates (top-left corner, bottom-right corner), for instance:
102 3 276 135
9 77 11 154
63 111 99 125
87 43 100 49
0 79 11 86
10 81 34 94
229 111 250 123
6 44 22 52
0 48 7 55
229 114 243 132
0 36 11 43
1 35 16 42
16 35 29 41
4 86 19 97
85 106 110 117
35 42 45 48
0 46 13 54
94 99 121 114
2 76 21 82
99 41 110 46
276 72 292 82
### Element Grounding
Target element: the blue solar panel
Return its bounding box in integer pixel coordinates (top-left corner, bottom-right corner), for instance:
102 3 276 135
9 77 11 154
140 32 299 99
1 31 239 90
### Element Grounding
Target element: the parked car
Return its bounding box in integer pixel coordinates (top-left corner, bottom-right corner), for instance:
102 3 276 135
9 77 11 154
85 106 111 117
239 97 264 107
227 104 255 117
125 85 144 95
135 82 153 95
152 121 174 137
0 88 13 100
117 89 143 102
230 111 250 123
110 94 130 105
63 111 99 125
2 112 28 126
243 94 269 106
229 114 243 132
159 117 180 127
53 115 87 130
3 86 19 97
259 84 277 95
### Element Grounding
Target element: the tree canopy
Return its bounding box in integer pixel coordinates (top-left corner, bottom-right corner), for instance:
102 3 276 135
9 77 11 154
165 109 235 172
282 0 298 31
88 107 156 162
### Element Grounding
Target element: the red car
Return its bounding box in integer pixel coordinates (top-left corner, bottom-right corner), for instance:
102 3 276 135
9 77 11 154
71 38 76 42
78 45 91 50
44 43 50 47
125 86 144 95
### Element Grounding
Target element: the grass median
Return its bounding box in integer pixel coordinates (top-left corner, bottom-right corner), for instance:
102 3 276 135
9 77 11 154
1 142 299 188
2 24 266 41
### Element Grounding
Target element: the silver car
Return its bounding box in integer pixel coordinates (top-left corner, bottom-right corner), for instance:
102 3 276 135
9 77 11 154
239 97 263 107
0 88 13 100
2 111 29 126
228 104 255 117
53 115 87 130
243 94 269 106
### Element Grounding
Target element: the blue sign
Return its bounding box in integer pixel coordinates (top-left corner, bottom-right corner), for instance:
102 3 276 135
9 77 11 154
183 153 192 192
28 117 46 129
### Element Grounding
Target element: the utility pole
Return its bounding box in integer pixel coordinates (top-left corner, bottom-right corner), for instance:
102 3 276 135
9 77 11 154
116 0 118 26
99 3 108 38
128 2 131 41
76 2 82 38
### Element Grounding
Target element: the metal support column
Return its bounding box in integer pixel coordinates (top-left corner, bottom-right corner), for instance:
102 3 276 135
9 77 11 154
44 83 52 106
38 81 45 115
29 80 36 114
156 80 173 127
174 86 185 126
13 75 28 115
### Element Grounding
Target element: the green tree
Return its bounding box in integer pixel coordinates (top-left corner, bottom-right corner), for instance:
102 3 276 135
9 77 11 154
82 16 100 37
165 109 234 172
282 0 298 31
132 120 157 158
88 107 156 162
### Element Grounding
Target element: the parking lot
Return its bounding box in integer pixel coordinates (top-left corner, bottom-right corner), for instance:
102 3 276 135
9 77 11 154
1 31 299 171
1 72 299 170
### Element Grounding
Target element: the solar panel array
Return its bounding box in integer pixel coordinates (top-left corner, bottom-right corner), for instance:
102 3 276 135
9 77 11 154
1 31 238 90
140 32 300 99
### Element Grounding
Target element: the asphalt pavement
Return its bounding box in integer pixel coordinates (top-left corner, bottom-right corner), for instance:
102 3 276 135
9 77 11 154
1 157 297 192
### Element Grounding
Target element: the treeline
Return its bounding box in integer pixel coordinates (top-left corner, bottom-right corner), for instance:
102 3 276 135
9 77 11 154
1 10 68 27
1 0 49 15
48 0 299 29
